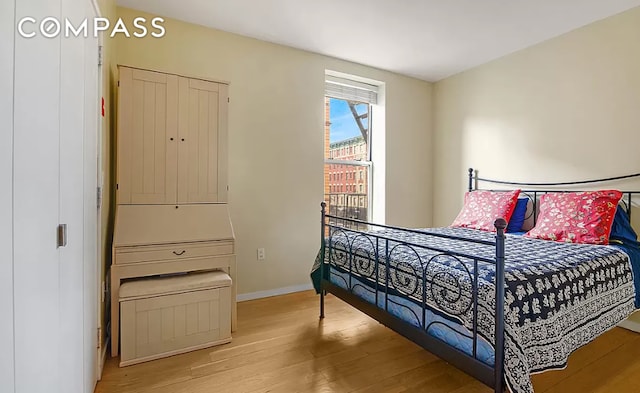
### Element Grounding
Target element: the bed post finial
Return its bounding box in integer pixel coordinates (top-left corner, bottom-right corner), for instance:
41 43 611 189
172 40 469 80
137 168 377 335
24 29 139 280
468 168 474 192
494 217 507 393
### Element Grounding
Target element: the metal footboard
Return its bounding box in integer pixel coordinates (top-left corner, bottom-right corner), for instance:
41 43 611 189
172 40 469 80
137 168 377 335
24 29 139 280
318 202 507 392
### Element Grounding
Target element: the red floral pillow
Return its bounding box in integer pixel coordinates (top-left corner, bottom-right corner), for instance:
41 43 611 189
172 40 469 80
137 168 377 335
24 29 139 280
451 190 521 232
524 190 622 245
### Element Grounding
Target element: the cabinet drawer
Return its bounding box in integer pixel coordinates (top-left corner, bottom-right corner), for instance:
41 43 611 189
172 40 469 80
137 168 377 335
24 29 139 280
116 241 233 265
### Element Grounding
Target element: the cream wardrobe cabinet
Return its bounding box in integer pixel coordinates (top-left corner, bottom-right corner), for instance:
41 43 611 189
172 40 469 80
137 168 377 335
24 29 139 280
116 66 229 204
112 66 235 358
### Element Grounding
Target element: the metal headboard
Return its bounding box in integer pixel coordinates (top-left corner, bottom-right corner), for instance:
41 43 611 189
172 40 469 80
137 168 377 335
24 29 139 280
467 168 640 225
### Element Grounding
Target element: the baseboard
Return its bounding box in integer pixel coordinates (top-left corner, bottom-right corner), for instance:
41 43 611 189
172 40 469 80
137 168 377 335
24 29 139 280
618 318 640 333
98 340 108 381
237 283 314 302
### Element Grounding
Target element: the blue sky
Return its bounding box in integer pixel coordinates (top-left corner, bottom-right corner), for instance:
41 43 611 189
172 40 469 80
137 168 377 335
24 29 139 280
329 98 368 143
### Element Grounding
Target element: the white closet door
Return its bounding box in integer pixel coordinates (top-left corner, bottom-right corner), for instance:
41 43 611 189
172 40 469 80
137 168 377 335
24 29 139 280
58 0 86 391
118 67 179 204
177 78 228 203
0 0 15 391
58 0 99 391
13 0 62 391
13 1 98 392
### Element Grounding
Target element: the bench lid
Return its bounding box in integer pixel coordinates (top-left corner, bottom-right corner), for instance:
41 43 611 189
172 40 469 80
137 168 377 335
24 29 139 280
120 271 231 299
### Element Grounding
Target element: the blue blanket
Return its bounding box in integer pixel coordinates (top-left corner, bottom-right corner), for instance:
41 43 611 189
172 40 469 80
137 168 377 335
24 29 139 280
610 206 640 308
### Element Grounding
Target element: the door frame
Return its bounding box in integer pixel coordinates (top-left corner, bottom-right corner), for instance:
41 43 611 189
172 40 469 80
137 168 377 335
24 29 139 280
89 0 106 381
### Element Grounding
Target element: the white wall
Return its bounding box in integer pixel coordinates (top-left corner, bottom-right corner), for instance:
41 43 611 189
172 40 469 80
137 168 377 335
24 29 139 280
115 7 433 296
433 6 640 226
0 0 15 391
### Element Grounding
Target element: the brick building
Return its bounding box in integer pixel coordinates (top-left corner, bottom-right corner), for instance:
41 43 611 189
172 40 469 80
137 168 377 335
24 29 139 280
324 97 369 224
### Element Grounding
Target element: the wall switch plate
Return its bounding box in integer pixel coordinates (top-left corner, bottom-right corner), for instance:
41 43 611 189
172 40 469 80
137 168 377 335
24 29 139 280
257 248 266 260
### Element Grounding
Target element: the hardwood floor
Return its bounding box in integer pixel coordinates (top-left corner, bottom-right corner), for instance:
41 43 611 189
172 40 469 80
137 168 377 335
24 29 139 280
96 290 640 393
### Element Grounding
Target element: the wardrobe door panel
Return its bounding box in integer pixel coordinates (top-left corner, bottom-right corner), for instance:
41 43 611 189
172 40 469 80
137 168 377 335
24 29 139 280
217 84 229 203
118 67 178 204
178 78 227 203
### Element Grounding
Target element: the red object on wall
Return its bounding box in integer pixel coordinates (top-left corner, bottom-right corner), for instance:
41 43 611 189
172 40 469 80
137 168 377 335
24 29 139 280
101 97 105 117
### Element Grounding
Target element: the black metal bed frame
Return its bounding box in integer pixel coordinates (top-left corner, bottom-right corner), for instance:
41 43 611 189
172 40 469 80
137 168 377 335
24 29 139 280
318 168 640 393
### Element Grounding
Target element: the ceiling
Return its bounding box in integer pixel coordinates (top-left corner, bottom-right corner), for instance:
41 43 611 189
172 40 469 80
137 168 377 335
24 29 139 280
117 0 640 81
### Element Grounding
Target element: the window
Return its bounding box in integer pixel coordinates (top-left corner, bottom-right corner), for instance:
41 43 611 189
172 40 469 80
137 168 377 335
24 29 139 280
323 74 377 228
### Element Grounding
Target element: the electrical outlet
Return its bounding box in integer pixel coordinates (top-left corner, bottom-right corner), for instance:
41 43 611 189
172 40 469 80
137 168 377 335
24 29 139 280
257 248 266 260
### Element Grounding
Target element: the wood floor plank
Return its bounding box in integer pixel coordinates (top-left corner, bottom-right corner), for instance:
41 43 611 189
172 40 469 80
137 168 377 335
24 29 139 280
536 334 640 393
96 291 640 393
350 361 460 393
530 327 638 392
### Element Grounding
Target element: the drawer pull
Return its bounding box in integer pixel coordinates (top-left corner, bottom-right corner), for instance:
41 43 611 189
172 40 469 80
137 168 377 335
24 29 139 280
172 250 186 256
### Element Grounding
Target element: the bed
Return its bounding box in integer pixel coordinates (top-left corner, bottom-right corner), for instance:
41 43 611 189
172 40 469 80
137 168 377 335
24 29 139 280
310 168 640 393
